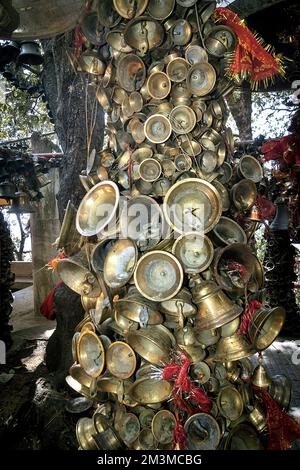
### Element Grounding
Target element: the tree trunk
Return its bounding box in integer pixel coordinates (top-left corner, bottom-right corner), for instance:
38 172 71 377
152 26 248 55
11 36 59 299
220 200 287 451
41 33 105 221
226 84 253 141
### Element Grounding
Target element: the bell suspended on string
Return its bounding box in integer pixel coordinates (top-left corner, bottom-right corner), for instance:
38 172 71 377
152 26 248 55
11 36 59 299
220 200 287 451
8 191 35 214
269 200 289 231
18 41 43 66
251 362 272 389
190 278 242 330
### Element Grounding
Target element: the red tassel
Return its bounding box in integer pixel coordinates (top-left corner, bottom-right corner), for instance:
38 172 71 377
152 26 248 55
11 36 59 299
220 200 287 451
238 300 262 336
253 385 300 450
173 413 188 450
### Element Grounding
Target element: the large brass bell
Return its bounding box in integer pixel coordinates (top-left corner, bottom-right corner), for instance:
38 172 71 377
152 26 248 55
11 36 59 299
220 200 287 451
248 307 286 351
163 178 222 234
214 333 254 362
190 278 242 330
213 243 264 297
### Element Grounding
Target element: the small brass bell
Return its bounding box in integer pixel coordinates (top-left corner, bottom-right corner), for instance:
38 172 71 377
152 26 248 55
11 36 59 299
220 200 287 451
251 360 272 389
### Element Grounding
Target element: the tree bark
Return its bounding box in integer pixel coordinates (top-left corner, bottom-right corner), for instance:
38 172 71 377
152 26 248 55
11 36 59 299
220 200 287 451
41 33 105 221
226 85 253 141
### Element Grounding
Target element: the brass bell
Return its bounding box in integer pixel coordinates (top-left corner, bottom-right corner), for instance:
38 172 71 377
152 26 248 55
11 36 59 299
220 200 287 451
249 307 286 351
116 53 146 92
134 250 184 301
184 413 221 450
163 178 222 234
214 333 254 362
211 216 247 246
56 200 81 257
217 162 233 184
78 51 106 75
185 44 208 65
139 158 162 182
106 28 133 53
103 238 138 289
204 25 236 58
237 155 263 183
166 58 190 83
56 251 101 297
196 328 220 347
231 179 257 212
76 417 98 450
147 72 171 100
187 63 216 96
97 0 121 28
113 0 149 20
151 410 176 445
8 191 35 214
147 0 175 20
169 105 196 134
120 195 163 251
172 232 214 274
76 181 120 238
170 19 192 46
127 324 175 365
251 361 272 389
144 114 172 144
124 16 164 55
191 279 242 331
96 87 113 113
213 242 264 297
212 180 230 212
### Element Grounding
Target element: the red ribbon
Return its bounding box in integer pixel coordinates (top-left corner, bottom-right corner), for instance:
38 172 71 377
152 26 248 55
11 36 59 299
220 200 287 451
162 351 212 450
238 300 262 336
212 8 283 86
253 385 300 450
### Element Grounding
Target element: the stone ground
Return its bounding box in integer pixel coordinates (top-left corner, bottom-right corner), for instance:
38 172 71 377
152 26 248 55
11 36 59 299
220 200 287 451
1 286 300 448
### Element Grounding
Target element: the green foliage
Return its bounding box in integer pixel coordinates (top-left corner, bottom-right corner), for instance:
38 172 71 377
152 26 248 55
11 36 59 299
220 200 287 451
0 72 52 142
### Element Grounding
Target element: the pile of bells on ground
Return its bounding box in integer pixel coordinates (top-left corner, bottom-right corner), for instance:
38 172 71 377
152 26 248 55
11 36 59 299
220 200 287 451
54 0 290 450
